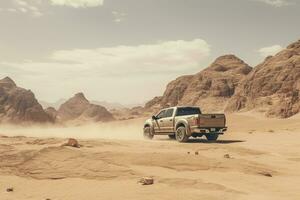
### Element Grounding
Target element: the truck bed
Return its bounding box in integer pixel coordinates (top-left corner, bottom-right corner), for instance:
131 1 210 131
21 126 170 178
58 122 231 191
198 114 226 128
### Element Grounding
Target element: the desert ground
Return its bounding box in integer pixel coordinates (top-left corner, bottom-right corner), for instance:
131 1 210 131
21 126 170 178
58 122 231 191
0 113 300 200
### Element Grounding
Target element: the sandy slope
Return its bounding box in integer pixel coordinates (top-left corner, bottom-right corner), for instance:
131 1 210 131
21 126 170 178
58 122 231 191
0 113 300 200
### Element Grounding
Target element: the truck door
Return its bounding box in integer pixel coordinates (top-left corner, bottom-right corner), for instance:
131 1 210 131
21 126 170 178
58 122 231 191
153 110 166 133
161 108 174 132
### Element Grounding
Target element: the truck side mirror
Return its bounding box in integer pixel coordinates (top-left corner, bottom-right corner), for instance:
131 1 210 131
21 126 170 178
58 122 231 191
152 115 157 120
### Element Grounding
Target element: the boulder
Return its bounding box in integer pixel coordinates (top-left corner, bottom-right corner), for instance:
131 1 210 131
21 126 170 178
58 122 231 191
138 177 154 185
64 138 80 148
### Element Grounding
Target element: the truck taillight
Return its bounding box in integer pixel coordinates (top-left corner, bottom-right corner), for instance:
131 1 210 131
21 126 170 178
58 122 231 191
195 117 200 125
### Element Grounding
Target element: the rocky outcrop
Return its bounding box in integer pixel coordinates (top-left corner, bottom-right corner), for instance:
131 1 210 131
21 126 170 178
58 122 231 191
145 55 252 112
45 107 58 122
57 93 114 122
0 77 53 123
226 40 300 118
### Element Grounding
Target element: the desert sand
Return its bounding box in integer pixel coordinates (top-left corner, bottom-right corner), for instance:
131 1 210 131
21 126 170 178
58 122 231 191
0 113 300 200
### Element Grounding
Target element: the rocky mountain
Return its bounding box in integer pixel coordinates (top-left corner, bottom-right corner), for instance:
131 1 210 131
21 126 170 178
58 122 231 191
226 40 300 118
0 77 53 123
44 107 58 122
57 93 114 123
145 55 252 112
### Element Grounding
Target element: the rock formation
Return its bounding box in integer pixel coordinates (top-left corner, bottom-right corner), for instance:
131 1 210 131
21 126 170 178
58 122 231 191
226 40 300 118
45 107 58 122
0 77 53 123
145 55 252 112
57 93 114 122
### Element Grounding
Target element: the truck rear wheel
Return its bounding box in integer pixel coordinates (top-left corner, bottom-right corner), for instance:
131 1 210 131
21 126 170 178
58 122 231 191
205 133 219 141
143 126 154 140
175 126 189 143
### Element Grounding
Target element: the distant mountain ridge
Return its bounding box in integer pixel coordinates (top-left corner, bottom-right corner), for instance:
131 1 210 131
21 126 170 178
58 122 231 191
90 100 126 110
40 99 66 110
40 99 139 111
56 93 115 123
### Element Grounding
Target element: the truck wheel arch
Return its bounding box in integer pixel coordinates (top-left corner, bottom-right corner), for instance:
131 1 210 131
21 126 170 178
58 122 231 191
175 120 191 136
176 123 185 129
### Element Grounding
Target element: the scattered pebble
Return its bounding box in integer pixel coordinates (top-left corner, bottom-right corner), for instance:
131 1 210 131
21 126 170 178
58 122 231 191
224 154 231 159
248 129 256 134
259 172 272 177
187 151 190 154
195 151 199 155
6 187 13 192
138 177 154 185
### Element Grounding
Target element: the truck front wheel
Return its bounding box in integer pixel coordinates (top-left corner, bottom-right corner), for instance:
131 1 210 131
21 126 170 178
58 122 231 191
143 126 154 140
205 133 219 141
175 126 189 143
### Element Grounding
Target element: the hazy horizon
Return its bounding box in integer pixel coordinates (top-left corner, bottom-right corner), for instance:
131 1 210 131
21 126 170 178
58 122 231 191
1 0 299 104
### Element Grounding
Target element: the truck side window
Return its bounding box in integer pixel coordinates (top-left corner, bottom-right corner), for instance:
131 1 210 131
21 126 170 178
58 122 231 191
165 109 174 118
156 110 166 119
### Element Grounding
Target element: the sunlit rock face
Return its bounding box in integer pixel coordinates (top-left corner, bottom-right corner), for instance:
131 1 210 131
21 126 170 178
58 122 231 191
57 92 115 123
226 40 300 118
145 55 252 113
0 77 53 123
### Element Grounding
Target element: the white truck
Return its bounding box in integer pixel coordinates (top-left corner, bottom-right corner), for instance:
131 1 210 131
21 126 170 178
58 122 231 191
143 106 227 142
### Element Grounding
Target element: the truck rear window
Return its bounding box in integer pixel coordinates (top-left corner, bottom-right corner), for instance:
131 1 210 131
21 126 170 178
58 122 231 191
176 107 201 116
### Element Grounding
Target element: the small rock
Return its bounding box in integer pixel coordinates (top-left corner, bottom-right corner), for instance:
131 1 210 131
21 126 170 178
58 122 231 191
138 177 154 185
248 129 256 134
260 172 272 177
6 187 13 192
64 138 80 148
187 151 190 154
195 151 199 155
224 154 231 159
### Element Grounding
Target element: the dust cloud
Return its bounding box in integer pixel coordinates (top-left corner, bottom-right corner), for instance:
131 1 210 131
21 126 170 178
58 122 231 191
0 118 147 140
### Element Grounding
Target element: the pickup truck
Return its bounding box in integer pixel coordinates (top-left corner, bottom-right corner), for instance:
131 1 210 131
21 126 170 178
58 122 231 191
143 106 227 142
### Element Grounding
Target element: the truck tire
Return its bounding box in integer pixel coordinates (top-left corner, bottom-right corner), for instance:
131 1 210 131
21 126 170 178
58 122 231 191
205 133 219 141
143 126 154 140
175 126 189 143
168 134 176 139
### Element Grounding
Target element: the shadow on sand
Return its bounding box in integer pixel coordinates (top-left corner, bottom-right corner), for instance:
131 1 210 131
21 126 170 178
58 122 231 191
187 138 245 144
156 138 245 144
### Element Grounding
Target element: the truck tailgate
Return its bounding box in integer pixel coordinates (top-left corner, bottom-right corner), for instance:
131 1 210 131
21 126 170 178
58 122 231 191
199 114 225 127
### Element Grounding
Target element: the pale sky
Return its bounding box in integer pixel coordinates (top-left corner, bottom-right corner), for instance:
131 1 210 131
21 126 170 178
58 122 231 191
0 0 299 105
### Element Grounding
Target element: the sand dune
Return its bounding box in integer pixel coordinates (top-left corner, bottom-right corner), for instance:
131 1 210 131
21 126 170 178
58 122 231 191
0 113 300 200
